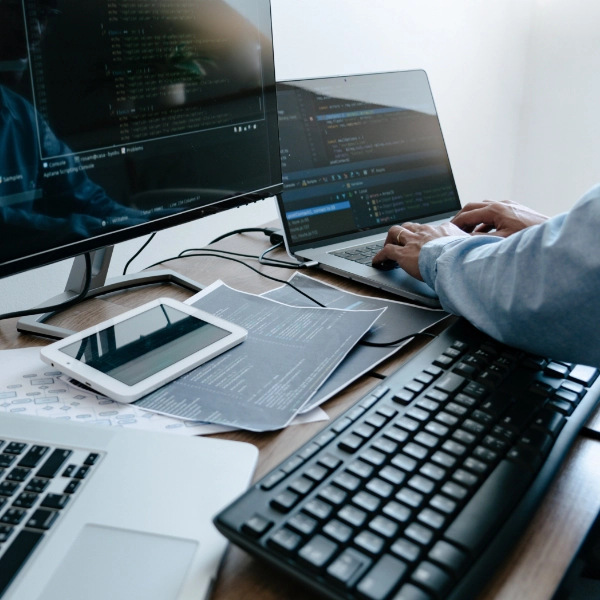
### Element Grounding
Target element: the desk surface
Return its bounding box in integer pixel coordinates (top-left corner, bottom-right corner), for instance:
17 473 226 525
2 229 599 599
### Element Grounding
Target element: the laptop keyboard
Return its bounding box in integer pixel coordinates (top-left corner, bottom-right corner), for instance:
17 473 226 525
331 241 400 269
215 318 600 600
0 439 102 596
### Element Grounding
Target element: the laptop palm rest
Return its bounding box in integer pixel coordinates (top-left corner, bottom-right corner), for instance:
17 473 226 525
41 525 198 600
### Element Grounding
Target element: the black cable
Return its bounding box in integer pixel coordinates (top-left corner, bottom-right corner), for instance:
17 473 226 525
141 252 327 308
178 247 259 260
0 253 93 321
209 227 272 245
123 232 157 275
259 243 304 269
360 332 438 347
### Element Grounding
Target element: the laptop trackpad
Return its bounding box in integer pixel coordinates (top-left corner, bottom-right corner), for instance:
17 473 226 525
41 525 198 600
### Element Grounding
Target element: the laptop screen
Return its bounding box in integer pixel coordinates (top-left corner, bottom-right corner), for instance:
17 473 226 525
276 71 461 250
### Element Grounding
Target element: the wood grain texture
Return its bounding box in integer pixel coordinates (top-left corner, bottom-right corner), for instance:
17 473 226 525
2 223 600 600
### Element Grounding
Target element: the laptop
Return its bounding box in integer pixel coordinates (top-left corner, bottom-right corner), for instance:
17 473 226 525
0 411 257 599
275 70 462 307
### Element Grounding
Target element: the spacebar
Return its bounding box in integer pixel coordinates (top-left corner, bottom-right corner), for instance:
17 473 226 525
0 530 45 596
444 460 533 555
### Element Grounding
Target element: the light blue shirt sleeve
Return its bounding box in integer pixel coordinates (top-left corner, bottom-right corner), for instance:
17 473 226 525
418 184 600 366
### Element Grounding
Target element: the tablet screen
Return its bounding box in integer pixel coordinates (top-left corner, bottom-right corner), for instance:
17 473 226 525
60 304 230 386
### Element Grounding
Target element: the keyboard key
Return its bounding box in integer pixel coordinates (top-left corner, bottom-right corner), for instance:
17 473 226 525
560 380 585 397
366 478 393 499
426 389 449 403
444 460 532 553
360 448 386 467
0 530 44 597
318 485 347 506
369 515 398 538
372 437 398 455
417 398 440 412
298 443 320 461
333 472 361 492
405 523 434 546
338 505 367 527
287 513 317 536
268 528 302 553
289 477 314 496
317 453 341 470
414 432 440 449
36 448 73 479
397 417 420 432
433 354 454 368
18 446 49 469
405 380 426 394
383 501 411 523
407 407 429 422
24 478 49 494
353 491 381 513
452 469 479 487
73 466 90 480
385 426 409 444
391 538 422 563
397 488 424 509
12 492 38 509
403 443 429 461
0 525 13 543
391 454 418 473
441 481 468 501
327 548 370 585
435 412 459 427
1 508 26 525
322 519 353 544
281 456 304 474
365 414 386 429
242 514 273 538
261 470 285 490
6 468 30 483
298 534 338 569
4 443 26 455
379 466 405 486
429 540 468 575
531 410 565 438
434 373 466 394
0 455 15 468
418 508 446 530
347 460 374 479
412 561 452 596
271 490 299 513
441 440 467 457
420 463 446 482
305 465 328 482
356 554 408 600
304 498 332 521
393 390 415 405
353 424 376 439
430 494 457 515
393 583 432 600
355 530 385 555
0 482 19 497
41 493 70 510
315 431 336 447
431 451 456 469
569 365 598 386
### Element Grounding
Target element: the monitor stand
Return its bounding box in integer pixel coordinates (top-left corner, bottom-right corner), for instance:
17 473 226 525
17 246 203 340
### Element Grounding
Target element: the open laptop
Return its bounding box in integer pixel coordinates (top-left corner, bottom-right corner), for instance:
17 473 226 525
0 411 257 599
275 70 462 307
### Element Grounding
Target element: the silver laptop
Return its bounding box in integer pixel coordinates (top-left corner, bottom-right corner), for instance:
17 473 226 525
0 411 257 599
275 70 461 307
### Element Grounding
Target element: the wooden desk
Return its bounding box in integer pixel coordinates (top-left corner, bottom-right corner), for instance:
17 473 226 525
2 229 600 600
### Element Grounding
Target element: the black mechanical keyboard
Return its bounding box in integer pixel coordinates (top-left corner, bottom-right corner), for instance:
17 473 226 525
215 318 600 600
0 440 102 596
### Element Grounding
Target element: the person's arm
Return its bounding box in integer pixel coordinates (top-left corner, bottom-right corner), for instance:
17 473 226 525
417 185 600 365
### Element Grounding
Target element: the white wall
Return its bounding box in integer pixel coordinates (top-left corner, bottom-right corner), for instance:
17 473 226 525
4 0 596 314
511 0 600 216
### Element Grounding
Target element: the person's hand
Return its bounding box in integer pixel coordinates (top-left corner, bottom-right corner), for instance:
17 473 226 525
451 199 548 237
372 222 469 280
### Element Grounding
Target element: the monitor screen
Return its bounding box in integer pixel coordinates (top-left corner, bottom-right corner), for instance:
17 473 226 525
276 71 460 250
0 0 281 277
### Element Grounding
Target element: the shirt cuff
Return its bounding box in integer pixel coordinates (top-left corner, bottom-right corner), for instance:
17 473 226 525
419 236 471 290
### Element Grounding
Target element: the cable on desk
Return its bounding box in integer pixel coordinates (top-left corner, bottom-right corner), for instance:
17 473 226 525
123 232 157 275
259 243 305 269
209 227 276 245
0 253 93 321
141 252 327 308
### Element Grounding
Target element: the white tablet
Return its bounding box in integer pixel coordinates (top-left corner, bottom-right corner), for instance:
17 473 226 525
40 297 247 403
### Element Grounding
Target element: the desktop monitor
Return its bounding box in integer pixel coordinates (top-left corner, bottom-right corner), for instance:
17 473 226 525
0 0 282 281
